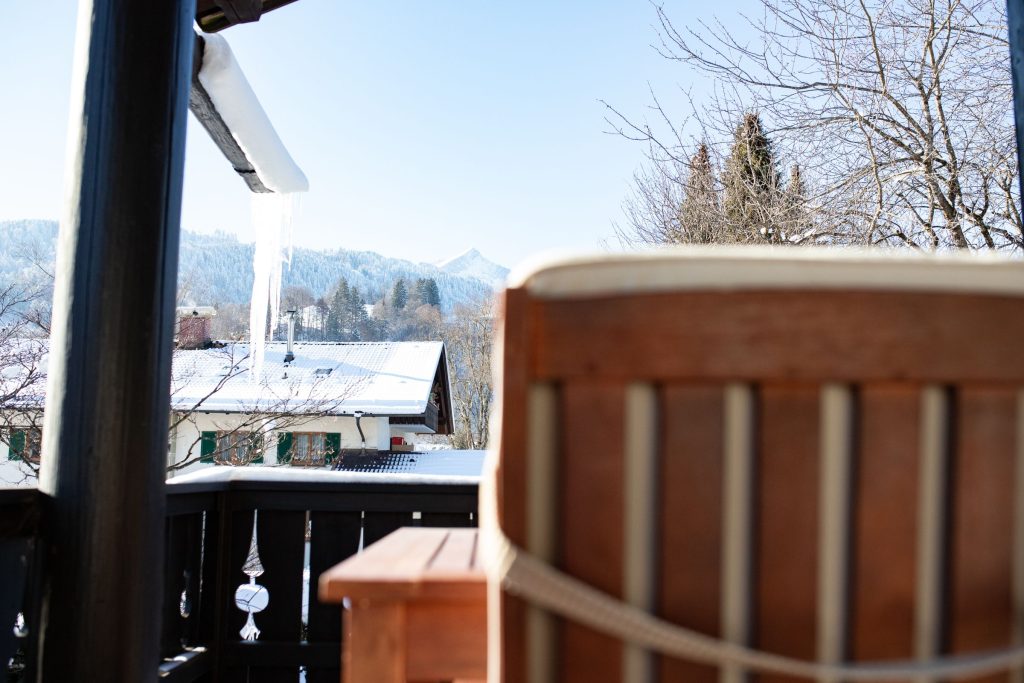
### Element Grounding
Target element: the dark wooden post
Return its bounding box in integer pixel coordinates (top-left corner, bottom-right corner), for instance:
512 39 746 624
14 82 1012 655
36 0 195 679
1009 0 1024 206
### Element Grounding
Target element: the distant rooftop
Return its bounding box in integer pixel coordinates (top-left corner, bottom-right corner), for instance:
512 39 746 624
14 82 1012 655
171 340 450 417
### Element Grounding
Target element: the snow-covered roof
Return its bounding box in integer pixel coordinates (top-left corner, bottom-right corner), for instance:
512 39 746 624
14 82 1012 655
171 341 448 416
3 340 451 420
168 449 486 485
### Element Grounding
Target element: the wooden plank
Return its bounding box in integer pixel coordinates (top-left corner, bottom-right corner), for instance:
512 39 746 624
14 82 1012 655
531 291 1024 383
406 601 488 681
305 511 362 643
161 515 193 658
320 528 446 601
421 511 475 527
755 385 819 683
950 388 1016 683
188 58 269 194
427 529 479 576
657 384 724 683
497 288 532 683
559 381 626 683
306 510 361 683
345 602 405 683
0 539 29 672
850 385 920 663
197 506 221 650
249 510 306 683
35 0 194 678
362 511 412 548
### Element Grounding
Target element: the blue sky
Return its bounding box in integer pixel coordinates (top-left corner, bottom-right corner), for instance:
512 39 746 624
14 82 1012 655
0 1 742 267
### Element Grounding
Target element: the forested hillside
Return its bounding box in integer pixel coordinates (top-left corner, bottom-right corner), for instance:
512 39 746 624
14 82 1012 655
0 219 507 313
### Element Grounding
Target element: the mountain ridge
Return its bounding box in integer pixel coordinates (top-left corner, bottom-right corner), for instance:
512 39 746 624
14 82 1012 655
0 219 507 312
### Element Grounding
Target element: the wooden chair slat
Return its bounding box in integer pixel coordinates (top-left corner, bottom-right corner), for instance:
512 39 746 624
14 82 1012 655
532 292 1024 383
951 388 1017 683
657 384 725 683
496 288 532 683
755 385 820 683
851 385 921 662
559 381 626 683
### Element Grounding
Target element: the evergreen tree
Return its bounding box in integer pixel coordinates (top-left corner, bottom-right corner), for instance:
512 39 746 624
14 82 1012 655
676 143 722 243
422 278 441 308
345 286 371 341
325 279 350 341
391 279 408 310
723 113 782 242
413 279 428 306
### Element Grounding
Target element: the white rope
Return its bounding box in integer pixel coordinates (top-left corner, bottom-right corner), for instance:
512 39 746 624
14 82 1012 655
477 460 1024 683
486 532 1024 681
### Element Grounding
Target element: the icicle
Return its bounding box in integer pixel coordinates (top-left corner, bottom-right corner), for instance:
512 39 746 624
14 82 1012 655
249 193 297 380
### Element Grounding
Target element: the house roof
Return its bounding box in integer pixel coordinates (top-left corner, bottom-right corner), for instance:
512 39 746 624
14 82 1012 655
171 341 451 418
3 340 453 427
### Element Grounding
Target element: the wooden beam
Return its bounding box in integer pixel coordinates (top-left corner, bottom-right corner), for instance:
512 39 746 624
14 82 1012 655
189 35 271 193
195 0 300 33
1009 0 1024 212
36 0 195 679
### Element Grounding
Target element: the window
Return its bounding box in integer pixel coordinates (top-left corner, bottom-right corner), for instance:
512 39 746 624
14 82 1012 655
8 428 42 463
278 431 341 467
290 432 326 466
200 430 264 465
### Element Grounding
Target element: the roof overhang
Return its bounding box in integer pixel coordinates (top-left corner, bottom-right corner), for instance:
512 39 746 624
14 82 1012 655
195 0 300 33
188 28 308 193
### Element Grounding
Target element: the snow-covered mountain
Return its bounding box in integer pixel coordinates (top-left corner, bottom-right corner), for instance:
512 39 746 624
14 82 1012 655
0 220 507 312
433 248 510 289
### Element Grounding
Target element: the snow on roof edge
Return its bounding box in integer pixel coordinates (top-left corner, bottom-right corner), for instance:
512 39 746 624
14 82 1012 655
198 32 309 193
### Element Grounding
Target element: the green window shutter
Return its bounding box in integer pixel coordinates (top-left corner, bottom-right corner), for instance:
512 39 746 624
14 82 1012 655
250 433 264 464
277 432 293 464
8 430 25 461
325 433 341 465
200 431 216 463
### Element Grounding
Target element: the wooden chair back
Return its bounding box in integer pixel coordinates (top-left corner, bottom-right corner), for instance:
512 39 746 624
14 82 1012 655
489 249 1024 683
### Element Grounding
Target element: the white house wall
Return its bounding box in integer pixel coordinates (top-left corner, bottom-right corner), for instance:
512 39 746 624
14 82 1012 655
167 412 392 477
0 411 44 487
0 440 36 487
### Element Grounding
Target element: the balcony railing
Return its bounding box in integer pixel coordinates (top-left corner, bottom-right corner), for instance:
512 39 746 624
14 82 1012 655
0 472 478 681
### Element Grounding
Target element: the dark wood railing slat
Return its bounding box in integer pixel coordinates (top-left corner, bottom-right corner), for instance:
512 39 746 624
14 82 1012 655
219 508 256 683
0 478 478 681
421 511 475 527
248 510 306 683
161 515 193 658
0 539 30 676
306 510 362 683
363 511 415 547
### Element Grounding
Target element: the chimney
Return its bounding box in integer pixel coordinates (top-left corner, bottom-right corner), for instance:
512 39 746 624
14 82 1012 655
176 306 216 349
284 308 296 363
